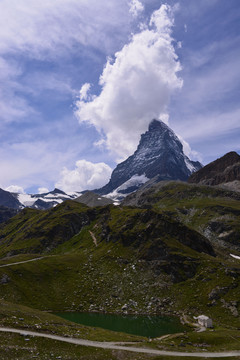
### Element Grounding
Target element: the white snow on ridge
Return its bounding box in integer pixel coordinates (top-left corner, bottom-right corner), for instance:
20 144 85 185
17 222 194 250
18 193 36 207
106 174 149 200
66 191 82 198
44 193 59 199
16 189 81 208
36 197 63 204
44 192 76 199
118 174 149 191
184 156 197 173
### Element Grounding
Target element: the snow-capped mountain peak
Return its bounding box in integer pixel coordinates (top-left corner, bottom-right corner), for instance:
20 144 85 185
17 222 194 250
16 188 82 210
96 119 202 199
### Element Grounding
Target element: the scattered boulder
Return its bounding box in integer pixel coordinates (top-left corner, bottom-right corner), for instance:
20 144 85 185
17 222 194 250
221 299 239 317
208 286 229 300
0 274 10 284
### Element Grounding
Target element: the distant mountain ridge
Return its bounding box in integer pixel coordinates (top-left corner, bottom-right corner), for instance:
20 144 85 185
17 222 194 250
97 119 202 199
2 124 239 215
0 188 81 221
16 188 81 210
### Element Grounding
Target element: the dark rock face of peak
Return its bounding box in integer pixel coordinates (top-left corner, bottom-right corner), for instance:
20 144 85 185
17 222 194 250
148 119 168 131
97 119 202 196
0 188 22 210
188 151 240 186
51 188 66 195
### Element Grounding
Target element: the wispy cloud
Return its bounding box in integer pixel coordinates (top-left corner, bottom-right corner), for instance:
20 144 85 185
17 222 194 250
180 108 240 141
0 0 135 124
0 0 132 58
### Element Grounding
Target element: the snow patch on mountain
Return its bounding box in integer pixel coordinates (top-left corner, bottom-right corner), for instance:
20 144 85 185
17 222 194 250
16 188 82 210
105 174 149 200
18 194 36 207
184 156 200 173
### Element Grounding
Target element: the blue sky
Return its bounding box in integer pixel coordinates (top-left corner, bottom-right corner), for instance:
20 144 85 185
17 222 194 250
0 0 239 194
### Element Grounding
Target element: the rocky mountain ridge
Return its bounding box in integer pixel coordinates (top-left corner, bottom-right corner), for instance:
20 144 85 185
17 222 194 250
97 119 202 199
0 187 81 217
74 191 114 207
188 151 240 187
123 180 240 253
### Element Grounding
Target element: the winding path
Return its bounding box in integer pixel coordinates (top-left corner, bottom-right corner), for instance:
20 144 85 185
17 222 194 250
0 327 240 357
0 257 44 268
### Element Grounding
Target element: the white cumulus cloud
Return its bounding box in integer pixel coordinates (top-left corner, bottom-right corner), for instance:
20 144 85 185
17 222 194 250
5 185 25 194
55 160 112 193
38 187 49 194
76 4 182 160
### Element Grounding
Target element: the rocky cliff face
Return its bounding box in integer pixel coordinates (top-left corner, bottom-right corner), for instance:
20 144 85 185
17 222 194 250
188 151 240 186
74 191 114 207
0 188 22 210
97 119 202 197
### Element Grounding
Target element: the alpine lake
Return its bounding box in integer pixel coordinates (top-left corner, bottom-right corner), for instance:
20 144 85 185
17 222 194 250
55 312 186 338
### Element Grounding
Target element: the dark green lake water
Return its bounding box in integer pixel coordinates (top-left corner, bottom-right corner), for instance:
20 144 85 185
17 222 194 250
56 312 186 338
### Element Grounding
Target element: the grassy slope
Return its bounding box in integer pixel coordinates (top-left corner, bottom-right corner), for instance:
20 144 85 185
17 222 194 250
0 201 215 313
124 181 240 253
0 300 144 342
0 202 239 327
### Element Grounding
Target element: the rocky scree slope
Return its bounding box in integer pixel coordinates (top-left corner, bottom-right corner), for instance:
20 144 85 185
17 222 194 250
74 191 114 207
96 119 202 198
188 151 240 187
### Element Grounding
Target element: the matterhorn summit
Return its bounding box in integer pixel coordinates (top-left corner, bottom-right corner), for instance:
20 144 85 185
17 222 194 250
97 119 202 199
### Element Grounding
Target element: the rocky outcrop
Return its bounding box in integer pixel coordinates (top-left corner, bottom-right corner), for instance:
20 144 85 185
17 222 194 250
0 274 10 284
74 191 113 207
0 189 22 209
188 151 240 186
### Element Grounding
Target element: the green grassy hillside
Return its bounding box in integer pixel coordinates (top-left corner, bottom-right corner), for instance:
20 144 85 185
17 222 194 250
123 181 240 254
0 197 239 329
